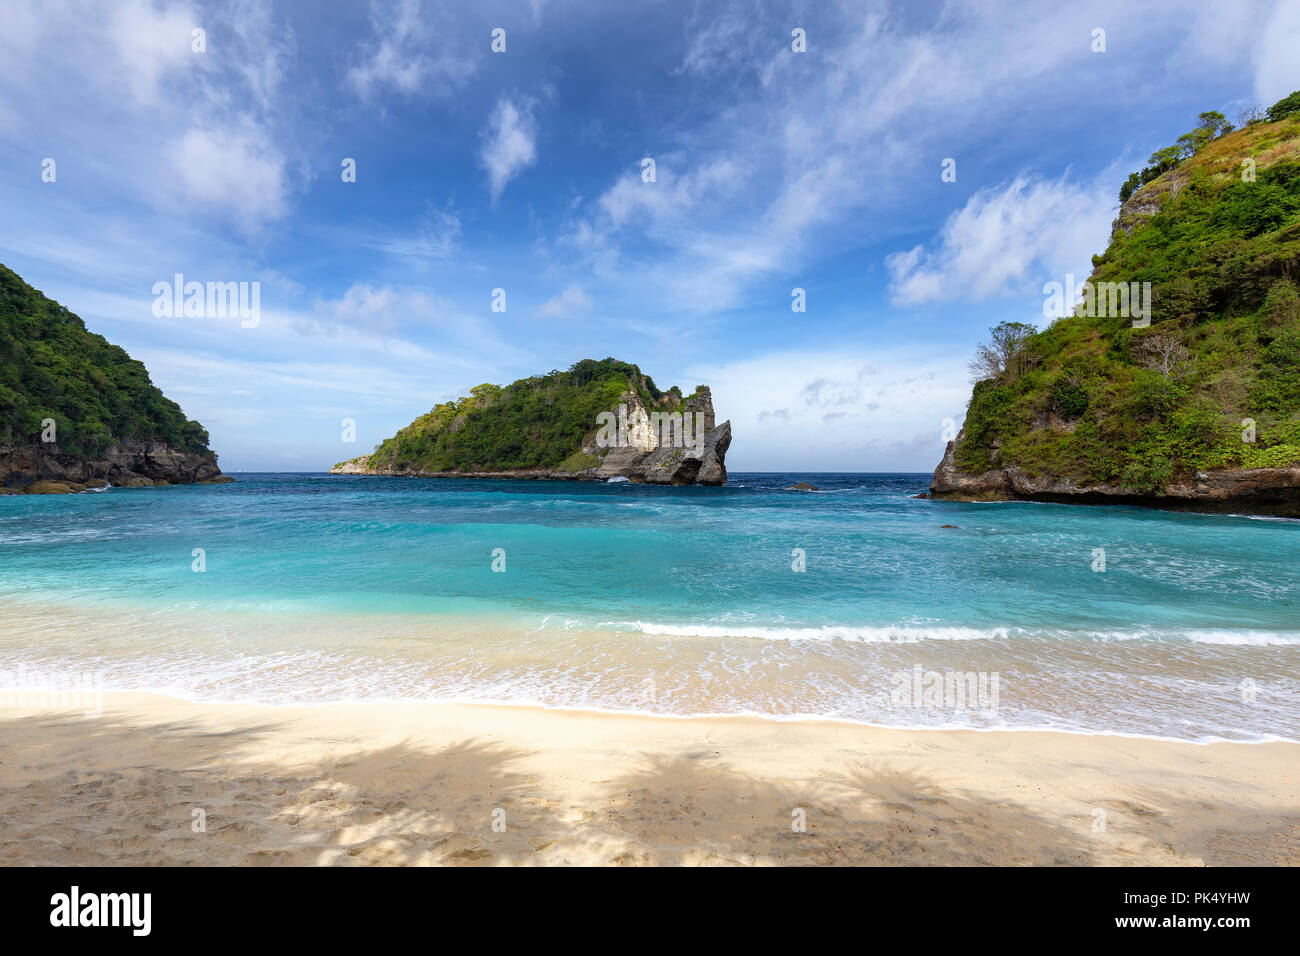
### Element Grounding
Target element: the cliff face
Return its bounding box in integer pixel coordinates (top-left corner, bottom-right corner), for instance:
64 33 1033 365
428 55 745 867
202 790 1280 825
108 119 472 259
0 264 226 493
931 97 1300 517
589 386 730 485
932 431 1300 516
331 360 731 486
1 439 227 493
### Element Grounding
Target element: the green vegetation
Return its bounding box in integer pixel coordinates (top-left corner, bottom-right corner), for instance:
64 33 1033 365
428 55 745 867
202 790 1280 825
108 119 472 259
957 93 1300 491
1267 91 1300 123
364 358 686 473
0 264 211 457
1118 111 1235 203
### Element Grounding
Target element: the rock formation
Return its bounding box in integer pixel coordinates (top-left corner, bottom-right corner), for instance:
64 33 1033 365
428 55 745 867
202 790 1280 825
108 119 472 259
0 440 228 493
931 430 1300 516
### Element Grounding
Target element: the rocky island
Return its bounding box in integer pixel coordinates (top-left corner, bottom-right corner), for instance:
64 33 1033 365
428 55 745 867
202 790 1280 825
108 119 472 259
332 358 731 485
0 264 227 493
931 93 1300 517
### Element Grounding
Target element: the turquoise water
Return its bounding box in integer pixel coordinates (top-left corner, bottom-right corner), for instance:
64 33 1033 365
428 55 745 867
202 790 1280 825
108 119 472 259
1 473 1297 740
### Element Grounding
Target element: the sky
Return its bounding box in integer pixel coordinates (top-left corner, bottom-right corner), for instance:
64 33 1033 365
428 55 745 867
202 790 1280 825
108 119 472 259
1 0 1298 473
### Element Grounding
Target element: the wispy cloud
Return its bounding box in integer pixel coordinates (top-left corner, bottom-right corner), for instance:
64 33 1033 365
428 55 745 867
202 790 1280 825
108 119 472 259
535 284 592 318
559 0 1264 316
885 173 1116 307
347 0 477 101
0 0 301 234
364 206 464 261
106 0 202 105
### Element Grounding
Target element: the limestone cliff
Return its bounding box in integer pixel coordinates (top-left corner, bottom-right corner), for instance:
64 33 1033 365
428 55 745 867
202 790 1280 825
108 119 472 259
589 386 731 485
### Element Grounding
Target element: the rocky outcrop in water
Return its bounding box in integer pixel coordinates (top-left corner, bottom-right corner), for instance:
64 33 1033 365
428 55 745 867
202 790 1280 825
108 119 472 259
0 440 229 493
591 386 730 485
930 430 1300 516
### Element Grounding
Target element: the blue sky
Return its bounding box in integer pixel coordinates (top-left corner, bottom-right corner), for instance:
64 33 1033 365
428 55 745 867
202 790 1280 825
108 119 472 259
1 0 1297 472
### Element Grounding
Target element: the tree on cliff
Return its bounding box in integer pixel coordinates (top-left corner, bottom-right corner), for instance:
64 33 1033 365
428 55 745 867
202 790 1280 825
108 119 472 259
1136 332 1193 381
1118 109 1238 203
968 321 1037 383
1266 90 1300 123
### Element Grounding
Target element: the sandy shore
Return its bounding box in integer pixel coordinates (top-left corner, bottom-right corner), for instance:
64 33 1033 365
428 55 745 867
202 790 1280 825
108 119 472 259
0 692 1296 866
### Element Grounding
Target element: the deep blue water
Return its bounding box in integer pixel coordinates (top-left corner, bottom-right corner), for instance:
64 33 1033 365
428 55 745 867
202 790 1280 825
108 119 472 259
3 471 1297 630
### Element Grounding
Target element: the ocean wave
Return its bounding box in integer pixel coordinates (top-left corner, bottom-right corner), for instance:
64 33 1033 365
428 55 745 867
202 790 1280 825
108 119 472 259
595 620 1300 646
0 656 1292 744
1075 627 1300 646
598 621 1011 642
1184 630 1300 646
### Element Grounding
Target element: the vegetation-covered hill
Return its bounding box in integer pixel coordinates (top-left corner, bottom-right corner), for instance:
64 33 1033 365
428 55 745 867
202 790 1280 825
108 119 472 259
349 358 708 474
0 264 211 457
942 92 1300 502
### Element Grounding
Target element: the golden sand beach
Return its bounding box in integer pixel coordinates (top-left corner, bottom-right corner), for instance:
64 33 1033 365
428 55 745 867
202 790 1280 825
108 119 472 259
1 692 1295 866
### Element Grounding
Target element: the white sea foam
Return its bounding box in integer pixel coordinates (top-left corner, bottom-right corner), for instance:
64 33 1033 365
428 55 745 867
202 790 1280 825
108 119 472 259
599 621 1010 642
1185 630 1300 646
3 555 1297 741
2 652 1292 745
596 620 1300 646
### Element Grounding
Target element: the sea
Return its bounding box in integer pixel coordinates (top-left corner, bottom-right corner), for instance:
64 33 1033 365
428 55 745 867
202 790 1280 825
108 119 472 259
1 472 1296 742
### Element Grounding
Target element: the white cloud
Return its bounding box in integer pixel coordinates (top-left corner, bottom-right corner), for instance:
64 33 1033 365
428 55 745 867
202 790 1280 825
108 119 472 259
348 0 477 101
684 348 972 471
596 157 747 229
167 122 289 230
0 0 298 233
1255 0 1300 104
536 284 593 318
108 0 201 106
802 376 866 408
885 174 1116 306
560 156 762 309
310 283 523 358
324 284 431 331
480 97 539 200
228 0 293 111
